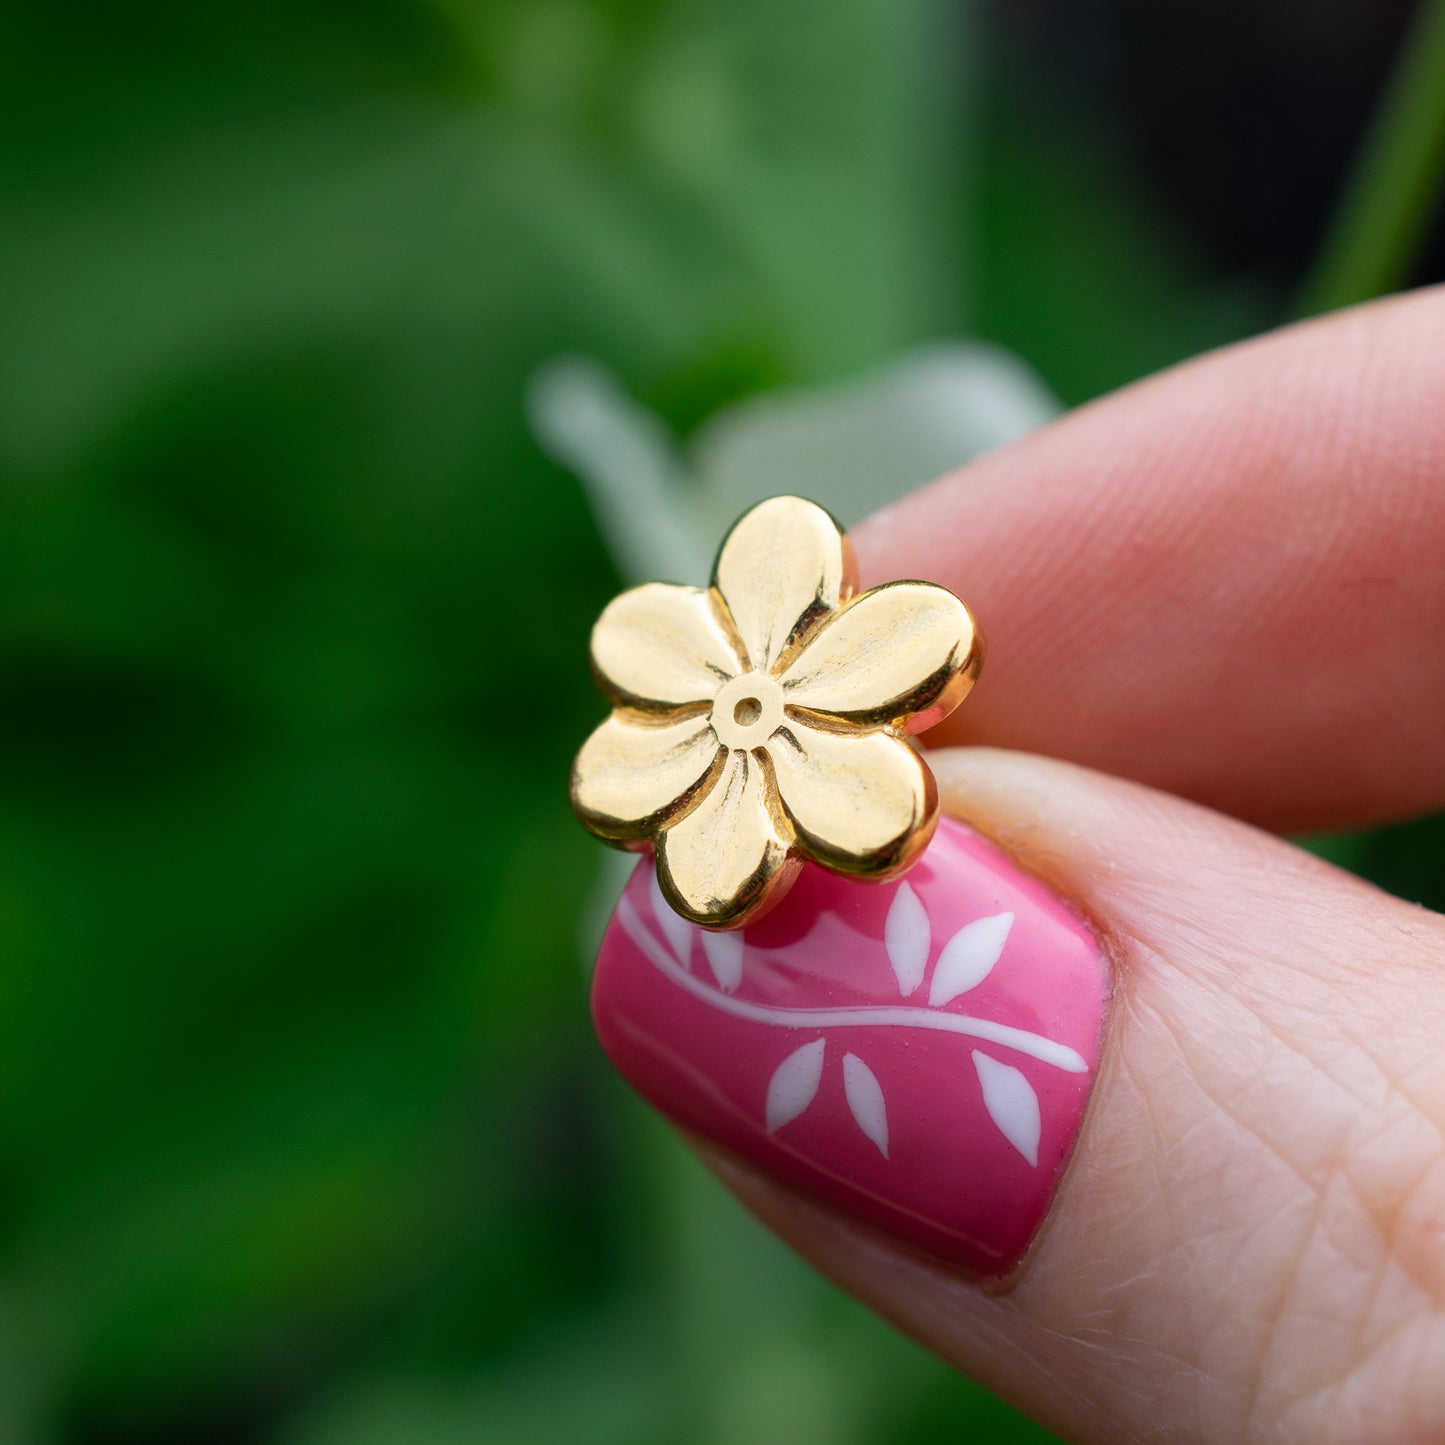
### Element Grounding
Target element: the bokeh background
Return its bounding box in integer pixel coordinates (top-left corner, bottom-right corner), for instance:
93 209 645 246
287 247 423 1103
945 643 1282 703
3 2 1445 1442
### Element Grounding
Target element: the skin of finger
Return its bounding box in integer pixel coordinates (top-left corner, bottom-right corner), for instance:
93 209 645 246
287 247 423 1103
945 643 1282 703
853 288 1445 831
697 748 1445 1445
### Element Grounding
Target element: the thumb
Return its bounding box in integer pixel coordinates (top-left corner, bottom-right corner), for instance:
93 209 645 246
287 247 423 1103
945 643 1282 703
590 747 1445 1445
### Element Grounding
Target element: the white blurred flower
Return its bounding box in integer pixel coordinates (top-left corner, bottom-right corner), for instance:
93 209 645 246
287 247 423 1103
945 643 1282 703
530 343 1058 586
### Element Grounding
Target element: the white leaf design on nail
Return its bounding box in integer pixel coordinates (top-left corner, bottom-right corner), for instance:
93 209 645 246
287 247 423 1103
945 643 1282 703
766 1039 826 1133
842 1052 889 1157
972 1051 1040 1166
884 882 930 996
928 912 1013 1007
701 929 744 993
650 870 695 966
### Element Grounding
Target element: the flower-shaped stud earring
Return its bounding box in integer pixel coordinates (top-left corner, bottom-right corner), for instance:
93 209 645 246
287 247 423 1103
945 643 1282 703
570 496 983 928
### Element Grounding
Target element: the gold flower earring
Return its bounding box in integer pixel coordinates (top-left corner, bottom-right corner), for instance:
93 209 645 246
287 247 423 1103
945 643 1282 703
570 496 983 929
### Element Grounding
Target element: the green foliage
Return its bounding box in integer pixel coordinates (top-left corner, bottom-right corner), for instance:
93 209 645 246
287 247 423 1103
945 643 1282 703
1299 0 1445 313
0 3 1432 1443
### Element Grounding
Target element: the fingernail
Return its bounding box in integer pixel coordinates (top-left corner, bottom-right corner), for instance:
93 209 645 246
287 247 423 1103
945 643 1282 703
591 816 1110 1278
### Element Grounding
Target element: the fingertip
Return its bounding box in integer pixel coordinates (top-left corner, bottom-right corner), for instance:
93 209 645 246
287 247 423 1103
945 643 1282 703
854 289 1445 829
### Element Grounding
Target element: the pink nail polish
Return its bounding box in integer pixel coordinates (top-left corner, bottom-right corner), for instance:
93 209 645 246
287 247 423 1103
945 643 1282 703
591 816 1111 1279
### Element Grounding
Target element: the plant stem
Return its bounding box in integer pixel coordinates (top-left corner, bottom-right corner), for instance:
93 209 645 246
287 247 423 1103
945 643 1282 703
1297 0 1445 315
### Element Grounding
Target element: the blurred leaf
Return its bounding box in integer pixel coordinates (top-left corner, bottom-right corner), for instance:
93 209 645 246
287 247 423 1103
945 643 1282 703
1299 0 1445 313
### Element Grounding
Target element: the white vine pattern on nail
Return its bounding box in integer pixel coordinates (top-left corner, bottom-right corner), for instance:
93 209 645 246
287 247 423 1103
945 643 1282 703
649 871 694 967
929 912 1013 1007
618 901 1086 1075
972 1051 1041 1166
701 929 744 994
618 899 1084 1069
766 1040 825 1133
884 883 930 996
622 879 1086 1166
842 1053 889 1157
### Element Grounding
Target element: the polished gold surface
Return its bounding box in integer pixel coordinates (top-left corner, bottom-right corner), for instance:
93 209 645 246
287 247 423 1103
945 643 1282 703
570 495 983 928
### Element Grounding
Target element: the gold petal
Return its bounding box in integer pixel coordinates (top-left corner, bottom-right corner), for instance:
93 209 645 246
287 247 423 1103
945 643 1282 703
768 721 936 877
590 582 743 712
780 580 981 733
570 712 724 843
713 496 856 674
657 750 796 927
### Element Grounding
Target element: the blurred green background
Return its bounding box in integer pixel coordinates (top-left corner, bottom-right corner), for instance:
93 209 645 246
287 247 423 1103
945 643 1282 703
2 2 1444 1442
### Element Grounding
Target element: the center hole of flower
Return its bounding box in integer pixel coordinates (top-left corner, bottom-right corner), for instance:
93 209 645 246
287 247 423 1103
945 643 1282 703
733 696 762 727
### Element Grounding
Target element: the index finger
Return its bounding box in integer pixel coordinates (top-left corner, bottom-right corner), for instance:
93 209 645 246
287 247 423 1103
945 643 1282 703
855 287 1445 830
